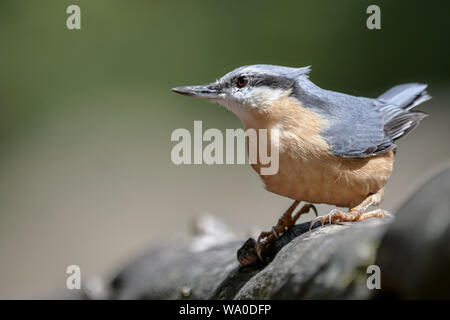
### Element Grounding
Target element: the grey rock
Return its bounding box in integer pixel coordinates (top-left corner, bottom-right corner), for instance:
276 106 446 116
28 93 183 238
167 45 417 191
235 221 389 299
376 166 450 299
90 166 450 299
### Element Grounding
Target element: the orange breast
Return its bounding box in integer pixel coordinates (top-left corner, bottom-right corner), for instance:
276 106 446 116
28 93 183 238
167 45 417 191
257 150 394 208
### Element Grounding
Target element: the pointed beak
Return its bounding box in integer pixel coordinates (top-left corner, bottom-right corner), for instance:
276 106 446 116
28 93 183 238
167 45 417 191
171 85 221 100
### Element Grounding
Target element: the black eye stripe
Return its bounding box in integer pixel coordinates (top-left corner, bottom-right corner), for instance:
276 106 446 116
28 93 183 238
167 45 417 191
227 74 294 90
252 74 294 89
213 74 295 91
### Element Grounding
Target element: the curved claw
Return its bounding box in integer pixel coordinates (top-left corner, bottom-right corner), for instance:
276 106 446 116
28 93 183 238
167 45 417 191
271 227 279 239
309 215 325 230
309 208 340 230
310 204 318 217
328 208 339 223
382 210 394 218
256 246 264 263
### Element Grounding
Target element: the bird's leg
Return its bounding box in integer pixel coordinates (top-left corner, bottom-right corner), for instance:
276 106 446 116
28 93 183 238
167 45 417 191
309 189 388 230
256 201 317 261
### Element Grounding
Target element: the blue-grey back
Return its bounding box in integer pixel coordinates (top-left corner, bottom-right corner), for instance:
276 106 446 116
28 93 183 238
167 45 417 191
292 78 429 157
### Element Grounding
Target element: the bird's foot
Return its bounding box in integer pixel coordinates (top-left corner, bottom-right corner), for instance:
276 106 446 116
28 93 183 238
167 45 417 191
253 201 317 263
309 208 390 230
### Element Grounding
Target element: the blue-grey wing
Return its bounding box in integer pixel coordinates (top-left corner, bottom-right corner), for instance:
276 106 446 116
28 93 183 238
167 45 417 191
293 82 393 157
292 81 429 158
319 95 394 157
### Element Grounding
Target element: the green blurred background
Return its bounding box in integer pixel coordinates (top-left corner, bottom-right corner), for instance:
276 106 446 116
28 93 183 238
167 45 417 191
0 0 449 298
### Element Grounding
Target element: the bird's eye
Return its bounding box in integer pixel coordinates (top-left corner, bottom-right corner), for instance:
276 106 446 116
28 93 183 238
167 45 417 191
236 76 248 88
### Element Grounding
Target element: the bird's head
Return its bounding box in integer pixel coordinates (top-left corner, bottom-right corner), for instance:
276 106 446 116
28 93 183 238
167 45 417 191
172 64 310 124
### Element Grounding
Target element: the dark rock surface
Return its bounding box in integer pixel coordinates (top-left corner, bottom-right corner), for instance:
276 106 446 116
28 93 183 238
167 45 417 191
375 167 450 299
82 167 450 299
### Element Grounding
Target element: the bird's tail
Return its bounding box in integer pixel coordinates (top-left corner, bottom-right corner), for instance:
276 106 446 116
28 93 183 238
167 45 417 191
378 83 431 141
378 83 431 110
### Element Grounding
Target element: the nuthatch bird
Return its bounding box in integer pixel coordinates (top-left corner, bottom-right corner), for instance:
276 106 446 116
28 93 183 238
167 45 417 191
172 64 431 265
